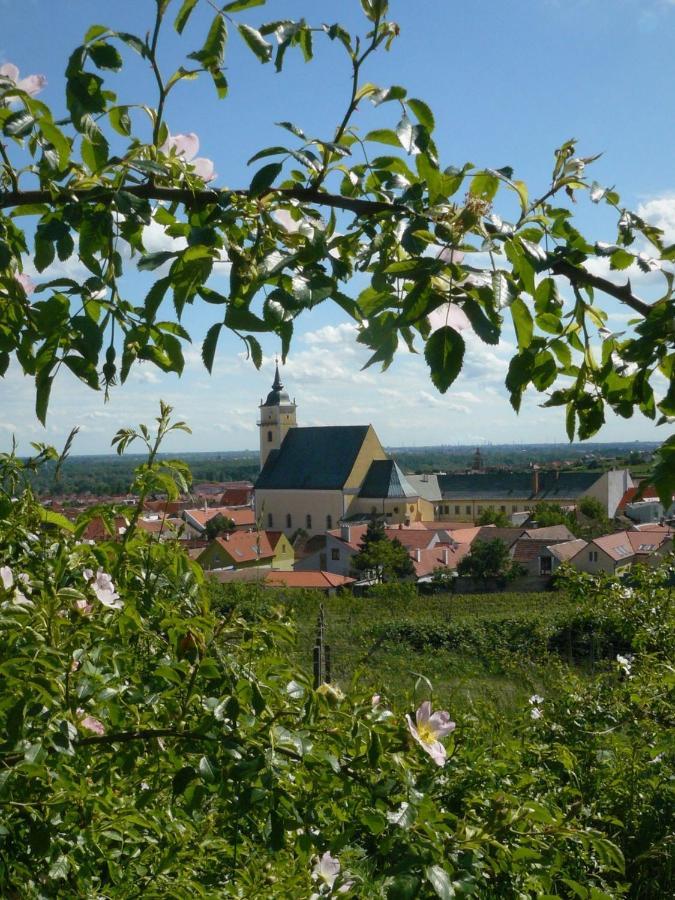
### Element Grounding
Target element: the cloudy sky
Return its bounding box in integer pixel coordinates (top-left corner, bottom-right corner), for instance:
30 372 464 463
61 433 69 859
1 0 674 454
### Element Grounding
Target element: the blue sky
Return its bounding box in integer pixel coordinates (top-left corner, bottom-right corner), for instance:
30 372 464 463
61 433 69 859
1 0 674 454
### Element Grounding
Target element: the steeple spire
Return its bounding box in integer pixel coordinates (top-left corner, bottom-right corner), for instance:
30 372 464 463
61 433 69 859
272 358 283 392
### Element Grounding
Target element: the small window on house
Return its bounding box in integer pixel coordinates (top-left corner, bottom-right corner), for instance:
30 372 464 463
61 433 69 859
267 430 273 442
589 550 598 562
267 513 273 528
465 506 471 515
512 505 518 512
444 505 450 515
500 505 506 513
286 514 292 529
331 548 340 561
326 515 332 529
306 514 312 529
393 506 399 513
454 505 460 515
540 557 552 575
477 505 482 513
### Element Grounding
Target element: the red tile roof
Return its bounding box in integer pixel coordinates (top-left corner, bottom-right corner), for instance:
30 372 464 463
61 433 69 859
184 506 255 528
412 542 472 578
265 571 355 589
210 531 274 564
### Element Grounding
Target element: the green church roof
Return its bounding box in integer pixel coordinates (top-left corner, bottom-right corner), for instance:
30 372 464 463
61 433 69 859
255 426 371 491
359 459 418 499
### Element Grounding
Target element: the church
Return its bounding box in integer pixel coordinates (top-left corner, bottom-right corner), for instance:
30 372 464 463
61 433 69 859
254 366 434 536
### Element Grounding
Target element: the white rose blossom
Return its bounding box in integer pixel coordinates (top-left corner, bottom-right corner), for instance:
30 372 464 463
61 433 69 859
83 567 123 609
0 62 47 97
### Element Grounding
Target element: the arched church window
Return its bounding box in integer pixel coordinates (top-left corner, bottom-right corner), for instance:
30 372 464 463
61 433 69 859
326 515 332 529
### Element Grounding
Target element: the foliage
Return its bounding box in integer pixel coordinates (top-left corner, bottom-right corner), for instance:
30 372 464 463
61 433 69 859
351 518 416 583
0 0 672 501
1 410 674 895
204 512 236 540
477 505 511 526
457 538 525 585
533 501 578 532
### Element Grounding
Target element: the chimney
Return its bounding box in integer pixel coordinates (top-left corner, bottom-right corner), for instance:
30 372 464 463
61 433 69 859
532 466 540 496
414 549 421 562
442 548 449 565
340 524 351 543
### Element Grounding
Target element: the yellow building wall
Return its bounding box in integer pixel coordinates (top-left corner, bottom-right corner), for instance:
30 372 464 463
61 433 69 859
272 533 295 570
434 497 578 523
343 426 388 490
349 495 435 524
255 489 345 537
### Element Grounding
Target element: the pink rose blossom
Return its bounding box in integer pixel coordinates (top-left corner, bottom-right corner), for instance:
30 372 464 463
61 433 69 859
77 709 105 735
0 62 47 96
427 303 472 334
371 694 381 706
160 131 216 182
15 272 36 295
406 700 455 767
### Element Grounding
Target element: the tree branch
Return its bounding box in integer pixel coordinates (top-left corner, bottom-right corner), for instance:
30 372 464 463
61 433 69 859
0 184 402 217
549 258 653 318
0 185 655 316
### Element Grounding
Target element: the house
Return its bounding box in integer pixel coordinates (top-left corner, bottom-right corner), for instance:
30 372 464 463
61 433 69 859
296 523 472 582
546 539 588 572
409 468 633 522
206 567 354 594
181 505 256 537
254 366 434 536
618 484 675 524
196 530 294 571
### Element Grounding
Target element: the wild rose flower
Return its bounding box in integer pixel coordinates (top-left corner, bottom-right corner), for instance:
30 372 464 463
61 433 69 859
77 708 105 735
406 700 455 767
83 567 122 609
316 683 345 706
310 851 353 897
371 694 381 706
0 62 47 96
617 653 633 677
160 131 216 182
530 706 543 721
1 564 30 605
529 694 544 705
428 303 472 334
14 272 36 295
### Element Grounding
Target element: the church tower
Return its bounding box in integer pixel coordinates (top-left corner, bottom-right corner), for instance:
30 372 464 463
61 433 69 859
258 363 297 469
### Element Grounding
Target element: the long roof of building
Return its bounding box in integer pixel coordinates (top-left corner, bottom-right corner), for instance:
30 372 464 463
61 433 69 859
255 425 371 491
437 470 599 500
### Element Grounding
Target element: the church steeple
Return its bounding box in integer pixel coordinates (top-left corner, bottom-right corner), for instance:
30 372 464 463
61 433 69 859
258 362 297 469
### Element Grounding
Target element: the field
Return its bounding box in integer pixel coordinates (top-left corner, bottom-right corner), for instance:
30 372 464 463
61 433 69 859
225 586 617 717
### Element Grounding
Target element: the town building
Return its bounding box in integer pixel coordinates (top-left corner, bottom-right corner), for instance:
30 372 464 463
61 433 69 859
254 366 433 536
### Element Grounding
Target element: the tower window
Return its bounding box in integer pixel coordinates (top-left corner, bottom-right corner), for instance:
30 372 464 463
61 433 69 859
267 513 273 528
267 430 273 442
306 514 312 529
286 514 292 529
326 515 332 530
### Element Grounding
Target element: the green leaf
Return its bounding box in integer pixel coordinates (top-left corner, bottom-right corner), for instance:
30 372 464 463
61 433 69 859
364 128 400 147
81 131 109 173
108 105 131 136
469 171 499 201
237 23 272 62
222 0 265 10
88 41 123 70
35 368 53 425
407 97 434 131
510 297 534 349
201 322 222 373
198 755 216 783
3 110 35 138
424 326 465 393
172 765 197 795
138 251 177 271
426 865 456 899
174 0 199 33
249 161 282 196
39 121 71 168
189 14 228 67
